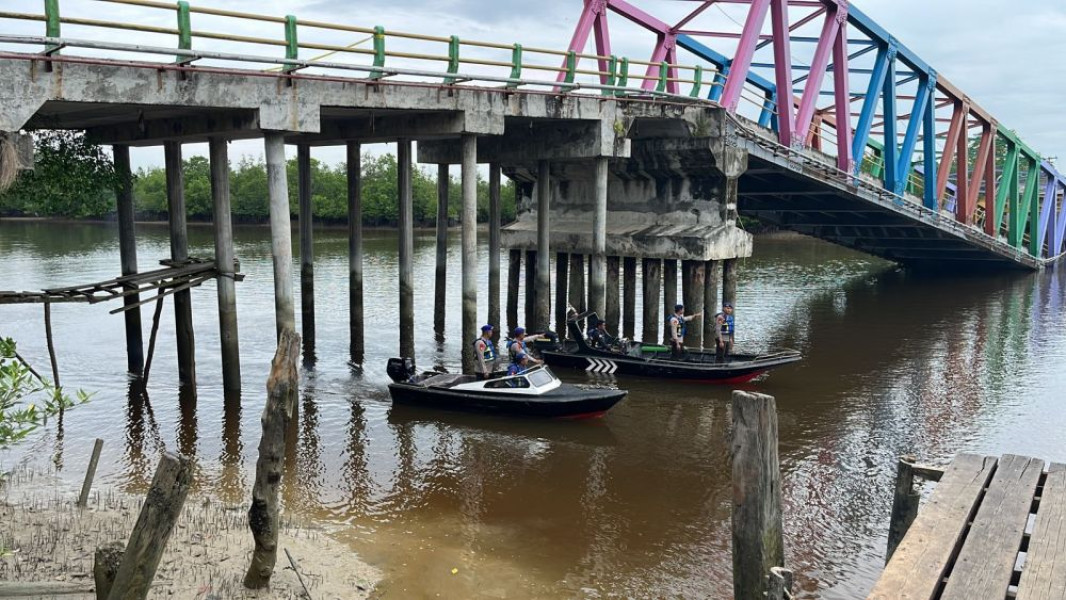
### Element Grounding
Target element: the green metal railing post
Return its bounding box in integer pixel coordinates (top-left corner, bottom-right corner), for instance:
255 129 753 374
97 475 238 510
370 25 386 79
690 65 703 98
1026 156 1041 256
43 0 60 54
615 57 628 96
563 50 576 88
175 1 191 64
506 43 522 87
656 61 667 93
444 35 460 84
282 15 298 72
601 55 616 96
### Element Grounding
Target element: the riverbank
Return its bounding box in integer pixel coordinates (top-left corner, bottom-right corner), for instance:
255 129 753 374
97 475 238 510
0 464 380 599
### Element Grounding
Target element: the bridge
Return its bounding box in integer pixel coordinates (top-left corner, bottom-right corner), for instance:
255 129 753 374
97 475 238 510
0 0 1062 383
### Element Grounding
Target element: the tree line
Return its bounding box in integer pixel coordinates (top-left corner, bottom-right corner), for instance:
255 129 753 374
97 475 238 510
0 132 518 226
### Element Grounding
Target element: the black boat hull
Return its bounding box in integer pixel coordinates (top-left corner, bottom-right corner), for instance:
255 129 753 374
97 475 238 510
540 343 801 383
387 383 626 419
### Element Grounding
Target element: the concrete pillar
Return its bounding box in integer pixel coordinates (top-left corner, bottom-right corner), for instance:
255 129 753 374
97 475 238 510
622 256 636 339
297 144 315 363
605 256 620 335
681 259 706 348
555 252 569 334
113 145 143 376
209 138 240 392
434 164 449 336
488 164 502 344
525 250 536 327
703 260 719 347
588 157 608 317
642 258 661 343
264 133 295 337
397 138 414 359
507 249 521 335
535 160 551 332
662 259 678 344
723 258 738 311
568 253 586 330
164 141 196 389
460 134 478 373
347 142 364 364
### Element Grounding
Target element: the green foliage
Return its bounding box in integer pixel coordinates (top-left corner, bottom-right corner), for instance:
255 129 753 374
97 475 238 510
0 337 89 449
0 131 119 218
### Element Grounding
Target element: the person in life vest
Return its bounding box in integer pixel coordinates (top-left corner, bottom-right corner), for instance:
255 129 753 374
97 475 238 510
507 326 543 366
473 324 497 380
667 303 703 359
586 319 616 351
507 352 531 377
717 302 735 359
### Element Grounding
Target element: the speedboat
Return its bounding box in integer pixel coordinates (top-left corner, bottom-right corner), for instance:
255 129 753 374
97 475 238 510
385 358 627 419
537 313 801 384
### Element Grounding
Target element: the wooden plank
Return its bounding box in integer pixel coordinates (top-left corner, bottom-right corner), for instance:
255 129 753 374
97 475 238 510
868 454 998 600
0 581 94 596
941 454 1044 600
1017 463 1066 600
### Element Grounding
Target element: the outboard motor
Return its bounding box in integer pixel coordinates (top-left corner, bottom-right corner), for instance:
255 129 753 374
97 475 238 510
532 329 561 351
387 357 416 382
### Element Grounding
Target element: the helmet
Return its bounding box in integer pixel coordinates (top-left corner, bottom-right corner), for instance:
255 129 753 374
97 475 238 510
723 302 733 309
514 326 525 336
515 352 528 361
675 303 684 311
481 324 494 332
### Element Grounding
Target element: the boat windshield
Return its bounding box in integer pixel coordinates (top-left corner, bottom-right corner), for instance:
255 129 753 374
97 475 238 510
527 369 553 387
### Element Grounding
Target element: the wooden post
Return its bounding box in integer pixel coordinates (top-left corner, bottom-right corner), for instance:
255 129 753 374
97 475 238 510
434 163 449 337
589 157 608 318
887 455 920 562
106 452 193 600
535 160 551 332
731 390 785 600
622 256 636 339
78 438 104 508
507 249 520 336
397 138 414 359
488 164 502 344
264 133 295 338
347 142 364 364
209 137 241 392
766 567 795 600
43 300 60 388
568 253 585 330
662 259 677 344
113 145 143 376
555 252 569 334
297 144 315 363
681 259 705 348
244 328 300 589
525 250 537 328
93 542 124 600
702 259 719 348
641 258 660 343
605 256 620 335
164 141 196 388
460 134 478 373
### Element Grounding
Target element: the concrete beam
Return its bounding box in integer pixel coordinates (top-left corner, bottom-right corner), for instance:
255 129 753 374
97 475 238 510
286 111 504 146
87 110 260 146
417 119 628 164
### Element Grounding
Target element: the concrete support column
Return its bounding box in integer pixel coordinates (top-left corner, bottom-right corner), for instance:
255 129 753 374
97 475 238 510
605 256 620 335
723 258 738 312
264 133 295 338
164 141 196 389
113 145 143 376
588 157 608 318
681 259 706 348
524 250 537 328
397 138 415 359
568 254 586 331
297 144 315 363
434 164 449 337
622 256 636 339
347 142 364 363
460 134 478 373
535 160 551 332
209 138 240 392
488 164 502 344
507 249 521 335
554 252 569 334
662 259 678 344
703 260 719 347
642 258 661 343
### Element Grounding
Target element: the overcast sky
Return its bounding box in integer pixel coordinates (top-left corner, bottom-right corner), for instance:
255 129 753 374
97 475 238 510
13 0 1065 170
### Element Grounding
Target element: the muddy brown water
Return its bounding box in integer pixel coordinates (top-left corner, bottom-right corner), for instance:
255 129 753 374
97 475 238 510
2 220 1065 598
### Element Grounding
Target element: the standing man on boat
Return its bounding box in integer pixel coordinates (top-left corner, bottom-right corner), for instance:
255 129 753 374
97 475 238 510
474 324 498 380
507 327 544 366
717 302 735 360
667 303 702 359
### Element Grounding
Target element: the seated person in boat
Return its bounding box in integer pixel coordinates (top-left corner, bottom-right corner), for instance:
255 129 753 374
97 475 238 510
507 326 544 366
473 324 498 380
715 303 735 361
586 320 617 351
507 352 531 377
667 303 703 359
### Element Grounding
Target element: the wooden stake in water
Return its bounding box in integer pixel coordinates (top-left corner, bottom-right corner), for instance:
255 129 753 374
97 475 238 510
78 438 104 508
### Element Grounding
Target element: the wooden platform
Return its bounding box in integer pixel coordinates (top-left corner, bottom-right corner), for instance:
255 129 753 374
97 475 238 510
869 454 1066 600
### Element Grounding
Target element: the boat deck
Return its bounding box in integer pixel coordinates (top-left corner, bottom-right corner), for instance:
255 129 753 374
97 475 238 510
869 453 1066 599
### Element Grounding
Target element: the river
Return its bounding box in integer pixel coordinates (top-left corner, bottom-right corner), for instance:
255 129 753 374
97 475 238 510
2 219 1065 598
